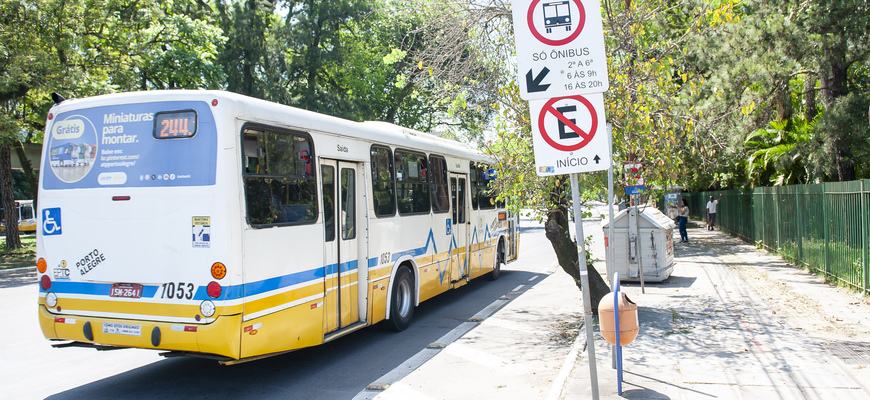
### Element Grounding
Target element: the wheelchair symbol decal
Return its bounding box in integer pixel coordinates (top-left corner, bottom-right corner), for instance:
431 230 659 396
43 208 62 236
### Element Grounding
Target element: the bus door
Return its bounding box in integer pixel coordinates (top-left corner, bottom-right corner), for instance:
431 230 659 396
448 173 469 285
321 160 362 332
507 208 519 262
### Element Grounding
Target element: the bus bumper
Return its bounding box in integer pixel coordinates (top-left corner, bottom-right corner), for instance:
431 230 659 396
38 305 242 359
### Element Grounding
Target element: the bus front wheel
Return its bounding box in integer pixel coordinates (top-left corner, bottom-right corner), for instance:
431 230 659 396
383 266 415 331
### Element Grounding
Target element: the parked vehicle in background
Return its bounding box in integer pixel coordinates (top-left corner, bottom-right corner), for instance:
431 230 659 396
0 200 36 233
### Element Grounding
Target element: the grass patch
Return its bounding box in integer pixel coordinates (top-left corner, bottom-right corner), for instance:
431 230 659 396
0 234 36 270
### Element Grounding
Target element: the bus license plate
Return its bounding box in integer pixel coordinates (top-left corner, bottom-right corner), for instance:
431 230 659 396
110 283 143 299
103 322 142 336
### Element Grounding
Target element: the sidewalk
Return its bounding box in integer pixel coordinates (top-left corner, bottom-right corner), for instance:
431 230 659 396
364 218 870 400
565 221 870 399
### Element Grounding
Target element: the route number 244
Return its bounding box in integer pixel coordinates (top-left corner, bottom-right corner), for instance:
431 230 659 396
160 282 195 300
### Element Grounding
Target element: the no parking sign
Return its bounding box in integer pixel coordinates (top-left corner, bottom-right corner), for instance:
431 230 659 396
530 93 610 175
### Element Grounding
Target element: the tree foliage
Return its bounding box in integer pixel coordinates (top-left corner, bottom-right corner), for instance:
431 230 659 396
3 0 870 279
683 0 870 188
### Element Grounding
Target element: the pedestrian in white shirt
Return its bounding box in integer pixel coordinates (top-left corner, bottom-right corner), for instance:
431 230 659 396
706 194 722 231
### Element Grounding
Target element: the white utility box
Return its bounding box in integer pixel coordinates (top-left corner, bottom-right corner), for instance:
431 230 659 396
603 207 676 282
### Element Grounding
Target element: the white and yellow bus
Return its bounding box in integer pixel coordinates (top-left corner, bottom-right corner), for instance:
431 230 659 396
36 90 518 363
1 199 36 233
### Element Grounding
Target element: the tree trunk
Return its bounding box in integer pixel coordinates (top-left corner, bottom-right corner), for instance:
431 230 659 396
544 205 611 314
14 140 38 207
803 75 817 122
834 140 856 182
819 63 856 182
1 143 22 249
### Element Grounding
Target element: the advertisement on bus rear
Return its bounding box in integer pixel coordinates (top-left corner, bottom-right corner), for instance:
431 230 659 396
42 101 217 189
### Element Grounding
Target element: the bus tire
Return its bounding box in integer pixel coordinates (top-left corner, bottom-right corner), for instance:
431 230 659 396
487 241 505 281
383 266 415 331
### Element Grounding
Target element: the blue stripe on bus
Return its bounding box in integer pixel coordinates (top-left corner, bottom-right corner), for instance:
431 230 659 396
392 229 437 261
45 281 160 298
45 262 361 301
41 226 501 301
324 260 359 276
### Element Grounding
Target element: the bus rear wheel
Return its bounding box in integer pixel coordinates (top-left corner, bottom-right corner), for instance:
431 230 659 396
382 266 415 331
487 242 505 281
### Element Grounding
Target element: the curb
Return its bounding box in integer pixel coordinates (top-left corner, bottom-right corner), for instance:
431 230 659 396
547 322 587 400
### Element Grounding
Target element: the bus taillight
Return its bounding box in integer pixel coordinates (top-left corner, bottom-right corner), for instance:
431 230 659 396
40 275 52 290
37 258 47 273
207 282 222 298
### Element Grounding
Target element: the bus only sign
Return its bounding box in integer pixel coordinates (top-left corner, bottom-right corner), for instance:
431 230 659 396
530 93 610 176
511 0 610 100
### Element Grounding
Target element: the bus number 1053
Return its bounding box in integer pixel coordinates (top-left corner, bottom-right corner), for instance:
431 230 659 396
160 282 195 300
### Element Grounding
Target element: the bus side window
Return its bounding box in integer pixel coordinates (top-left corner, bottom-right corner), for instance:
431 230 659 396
430 155 449 213
395 149 430 215
370 145 396 217
477 164 496 210
243 125 317 226
469 162 479 210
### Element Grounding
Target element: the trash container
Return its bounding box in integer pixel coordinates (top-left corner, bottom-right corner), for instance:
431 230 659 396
603 207 676 282
598 292 639 346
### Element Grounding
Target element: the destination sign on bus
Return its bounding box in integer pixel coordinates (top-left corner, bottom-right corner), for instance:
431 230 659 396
154 110 197 139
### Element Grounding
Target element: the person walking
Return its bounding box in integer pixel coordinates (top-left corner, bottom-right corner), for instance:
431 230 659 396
706 194 722 231
678 199 689 243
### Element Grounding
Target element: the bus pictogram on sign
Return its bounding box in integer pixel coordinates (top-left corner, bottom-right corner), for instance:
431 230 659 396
528 0 585 46
511 0 610 100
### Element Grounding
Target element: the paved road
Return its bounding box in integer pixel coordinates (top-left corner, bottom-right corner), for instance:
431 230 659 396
0 215 559 400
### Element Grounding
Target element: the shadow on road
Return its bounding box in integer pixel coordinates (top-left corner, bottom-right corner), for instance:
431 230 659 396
0 268 35 289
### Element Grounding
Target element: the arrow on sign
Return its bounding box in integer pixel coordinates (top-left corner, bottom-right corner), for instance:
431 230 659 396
526 67 551 93
593 155 601 164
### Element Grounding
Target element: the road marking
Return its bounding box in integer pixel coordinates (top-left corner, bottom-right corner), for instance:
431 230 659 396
512 285 525 292
528 276 539 282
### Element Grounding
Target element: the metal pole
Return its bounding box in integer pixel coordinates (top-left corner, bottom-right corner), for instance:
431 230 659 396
614 272 623 396
606 124 615 291
636 205 645 294
606 125 616 370
570 173 599 400
862 181 869 295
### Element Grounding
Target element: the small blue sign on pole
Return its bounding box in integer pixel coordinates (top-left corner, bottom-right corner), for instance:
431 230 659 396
624 185 646 195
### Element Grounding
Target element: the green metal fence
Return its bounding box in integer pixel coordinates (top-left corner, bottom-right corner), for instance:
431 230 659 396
683 181 870 295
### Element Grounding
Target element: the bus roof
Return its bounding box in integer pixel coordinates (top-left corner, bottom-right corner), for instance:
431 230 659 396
49 90 492 164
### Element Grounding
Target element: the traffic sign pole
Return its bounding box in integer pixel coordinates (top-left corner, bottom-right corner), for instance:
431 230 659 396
570 172 599 400
606 124 617 370
510 0 611 397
